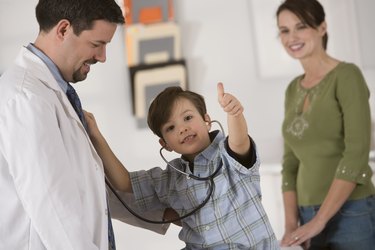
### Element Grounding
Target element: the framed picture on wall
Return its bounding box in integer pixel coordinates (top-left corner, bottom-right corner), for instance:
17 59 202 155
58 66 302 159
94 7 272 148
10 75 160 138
125 22 181 66
129 60 187 128
124 0 174 25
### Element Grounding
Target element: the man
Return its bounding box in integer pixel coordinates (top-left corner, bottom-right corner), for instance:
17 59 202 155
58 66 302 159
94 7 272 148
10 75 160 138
0 0 167 249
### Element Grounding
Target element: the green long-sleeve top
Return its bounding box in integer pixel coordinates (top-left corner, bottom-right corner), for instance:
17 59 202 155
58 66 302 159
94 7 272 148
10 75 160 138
282 62 375 206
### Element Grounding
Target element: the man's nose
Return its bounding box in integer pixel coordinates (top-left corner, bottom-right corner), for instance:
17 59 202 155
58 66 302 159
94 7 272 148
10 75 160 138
95 46 106 63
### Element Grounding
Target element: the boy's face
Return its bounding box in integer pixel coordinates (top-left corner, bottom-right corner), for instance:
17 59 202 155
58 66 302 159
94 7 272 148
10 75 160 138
160 98 211 162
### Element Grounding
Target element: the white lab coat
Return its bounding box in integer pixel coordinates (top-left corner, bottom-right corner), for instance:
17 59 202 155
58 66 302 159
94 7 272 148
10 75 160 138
0 47 168 250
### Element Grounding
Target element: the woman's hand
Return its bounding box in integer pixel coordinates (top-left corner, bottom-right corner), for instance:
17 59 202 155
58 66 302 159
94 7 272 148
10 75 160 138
280 225 298 247
286 217 326 249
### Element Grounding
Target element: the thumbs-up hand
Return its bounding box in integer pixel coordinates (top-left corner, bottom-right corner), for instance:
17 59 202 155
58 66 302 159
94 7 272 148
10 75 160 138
217 82 243 116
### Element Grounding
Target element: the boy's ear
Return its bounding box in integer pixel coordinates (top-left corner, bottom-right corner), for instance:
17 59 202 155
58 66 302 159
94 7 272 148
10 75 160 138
159 138 172 152
204 114 212 130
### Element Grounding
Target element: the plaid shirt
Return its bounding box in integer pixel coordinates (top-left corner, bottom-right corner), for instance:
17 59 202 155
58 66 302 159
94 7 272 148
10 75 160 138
130 131 279 250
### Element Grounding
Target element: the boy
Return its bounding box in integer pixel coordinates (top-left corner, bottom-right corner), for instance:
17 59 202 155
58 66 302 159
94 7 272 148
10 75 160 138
85 83 279 249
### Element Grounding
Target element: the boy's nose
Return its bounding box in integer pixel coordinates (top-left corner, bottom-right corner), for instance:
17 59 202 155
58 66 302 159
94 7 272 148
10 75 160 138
179 127 188 134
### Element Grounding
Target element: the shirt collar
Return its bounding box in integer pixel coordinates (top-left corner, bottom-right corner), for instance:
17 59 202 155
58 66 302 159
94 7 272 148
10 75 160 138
181 130 224 165
26 43 69 93
200 130 224 160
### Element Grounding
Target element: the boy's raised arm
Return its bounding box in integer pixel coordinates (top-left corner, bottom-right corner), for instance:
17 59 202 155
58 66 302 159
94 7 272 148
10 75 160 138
217 82 250 157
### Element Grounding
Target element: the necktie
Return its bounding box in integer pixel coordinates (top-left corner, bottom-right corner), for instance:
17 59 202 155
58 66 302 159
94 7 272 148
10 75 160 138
66 84 88 130
66 83 116 250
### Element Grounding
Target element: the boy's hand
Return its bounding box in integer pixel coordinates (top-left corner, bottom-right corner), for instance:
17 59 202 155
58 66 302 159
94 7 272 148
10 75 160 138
217 82 243 116
83 110 102 139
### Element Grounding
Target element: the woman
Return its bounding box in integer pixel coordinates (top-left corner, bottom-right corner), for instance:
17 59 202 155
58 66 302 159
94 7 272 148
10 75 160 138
276 0 375 249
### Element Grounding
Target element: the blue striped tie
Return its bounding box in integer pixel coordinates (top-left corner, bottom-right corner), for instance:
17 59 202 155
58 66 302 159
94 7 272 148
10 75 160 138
66 83 116 250
66 84 87 130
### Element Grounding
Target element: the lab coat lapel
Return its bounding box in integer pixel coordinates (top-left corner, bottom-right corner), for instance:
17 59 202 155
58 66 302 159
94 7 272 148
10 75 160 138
17 47 86 133
16 47 105 170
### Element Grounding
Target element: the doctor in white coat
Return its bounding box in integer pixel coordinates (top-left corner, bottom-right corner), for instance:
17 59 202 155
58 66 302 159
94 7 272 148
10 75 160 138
0 0 168 249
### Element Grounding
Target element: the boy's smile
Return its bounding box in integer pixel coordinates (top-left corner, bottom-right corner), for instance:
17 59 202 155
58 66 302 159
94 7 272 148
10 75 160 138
160 97 211 162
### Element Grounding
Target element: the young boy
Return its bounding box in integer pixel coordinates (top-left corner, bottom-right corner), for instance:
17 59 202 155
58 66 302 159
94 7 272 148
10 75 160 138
85 83 279 249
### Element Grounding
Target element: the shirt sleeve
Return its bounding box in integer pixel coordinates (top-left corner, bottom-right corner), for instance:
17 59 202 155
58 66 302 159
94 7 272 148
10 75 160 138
281 83 300 192
334 64 372 184
130 167 170 212
281 141 300 192
0 93 99 250
225 136 256 168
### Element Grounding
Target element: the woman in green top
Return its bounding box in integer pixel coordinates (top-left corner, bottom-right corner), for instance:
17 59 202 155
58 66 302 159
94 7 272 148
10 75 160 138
276 0 375 249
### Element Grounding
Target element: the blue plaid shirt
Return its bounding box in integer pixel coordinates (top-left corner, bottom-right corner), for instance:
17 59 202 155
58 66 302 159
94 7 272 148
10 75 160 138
130 131 279 250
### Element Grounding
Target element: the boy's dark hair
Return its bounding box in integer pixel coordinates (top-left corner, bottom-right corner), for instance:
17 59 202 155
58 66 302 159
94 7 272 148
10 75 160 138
35 0 125 35
276 0 328 50
147 86 207 139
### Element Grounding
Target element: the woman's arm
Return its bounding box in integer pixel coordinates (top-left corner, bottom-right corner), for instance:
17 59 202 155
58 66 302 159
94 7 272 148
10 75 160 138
280 191 299 246
288 179 355 246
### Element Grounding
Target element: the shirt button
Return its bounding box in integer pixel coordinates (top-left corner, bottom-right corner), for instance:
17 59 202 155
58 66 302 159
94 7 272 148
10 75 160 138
342 170 346 173
284 182 288 186
205 226 210 231
362 173 366 177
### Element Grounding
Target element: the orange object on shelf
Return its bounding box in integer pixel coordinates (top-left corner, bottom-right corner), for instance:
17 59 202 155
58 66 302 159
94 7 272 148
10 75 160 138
124 0 174 25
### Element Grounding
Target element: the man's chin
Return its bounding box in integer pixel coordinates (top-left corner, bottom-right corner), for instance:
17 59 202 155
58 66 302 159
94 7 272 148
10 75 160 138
72 73 88 83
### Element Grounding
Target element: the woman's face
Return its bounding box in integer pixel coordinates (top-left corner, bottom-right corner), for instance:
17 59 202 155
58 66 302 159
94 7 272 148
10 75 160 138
277 10 326 60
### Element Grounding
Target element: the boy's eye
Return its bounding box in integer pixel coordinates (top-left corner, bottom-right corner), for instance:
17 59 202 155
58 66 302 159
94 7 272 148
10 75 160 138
185 115 193 121
165 125 174 132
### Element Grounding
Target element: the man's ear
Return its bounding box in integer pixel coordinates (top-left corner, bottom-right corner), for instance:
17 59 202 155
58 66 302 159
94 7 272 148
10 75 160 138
204 114 212 130
55 19 71 40
159 138 172 152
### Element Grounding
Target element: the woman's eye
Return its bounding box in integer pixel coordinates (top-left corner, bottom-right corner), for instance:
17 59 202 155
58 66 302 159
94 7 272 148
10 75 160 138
279 29 289 35
296 23 307 30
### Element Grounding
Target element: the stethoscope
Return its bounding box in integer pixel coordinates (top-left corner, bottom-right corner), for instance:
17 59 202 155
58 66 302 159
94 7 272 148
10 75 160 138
106 120 225 224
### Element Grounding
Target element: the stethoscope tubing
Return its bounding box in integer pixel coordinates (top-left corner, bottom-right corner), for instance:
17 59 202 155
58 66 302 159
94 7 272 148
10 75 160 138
107 120 225 224
106 177 215 224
